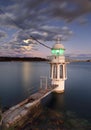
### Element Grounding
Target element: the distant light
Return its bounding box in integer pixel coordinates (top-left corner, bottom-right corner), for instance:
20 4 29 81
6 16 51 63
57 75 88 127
51 48 64 55
23 39 29 43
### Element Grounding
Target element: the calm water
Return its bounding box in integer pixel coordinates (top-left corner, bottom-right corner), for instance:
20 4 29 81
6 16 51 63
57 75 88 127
0 61 91 121
0 62 49 108
48 62 91 121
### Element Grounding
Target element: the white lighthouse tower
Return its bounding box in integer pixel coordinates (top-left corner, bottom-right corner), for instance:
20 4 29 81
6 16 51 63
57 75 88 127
49 38 67 93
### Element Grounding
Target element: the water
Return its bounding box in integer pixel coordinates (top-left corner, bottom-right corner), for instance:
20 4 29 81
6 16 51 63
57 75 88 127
0 62 49 108
65 62 91 120
0 61 91 122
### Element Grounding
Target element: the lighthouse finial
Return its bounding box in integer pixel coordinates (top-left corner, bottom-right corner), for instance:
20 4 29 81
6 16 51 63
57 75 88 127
56 36 61 44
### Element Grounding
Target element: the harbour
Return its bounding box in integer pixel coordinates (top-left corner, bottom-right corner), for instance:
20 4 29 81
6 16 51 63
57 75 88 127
0 41 91 129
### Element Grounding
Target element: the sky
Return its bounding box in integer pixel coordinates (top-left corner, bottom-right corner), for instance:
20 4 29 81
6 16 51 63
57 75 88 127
0 0 91 58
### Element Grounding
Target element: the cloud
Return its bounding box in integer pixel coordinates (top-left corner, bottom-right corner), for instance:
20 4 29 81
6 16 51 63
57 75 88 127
0 30 38 55
0 25 73 55
77 17 88 25
67 53 91 60
0 30 7 40
0 0 91 29
67 49 91 59
0 0 91 56
27 25 73 41
0 0 90 36
49 0 91 22
8 25 73 44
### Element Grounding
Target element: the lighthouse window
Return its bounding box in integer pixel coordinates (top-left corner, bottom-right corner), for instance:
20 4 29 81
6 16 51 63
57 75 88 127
65 64 67 79
50 64 52 78
53 65 57 78
60 65 63 78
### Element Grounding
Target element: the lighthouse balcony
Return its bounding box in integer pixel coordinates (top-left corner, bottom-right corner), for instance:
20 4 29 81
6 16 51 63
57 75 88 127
48 55 65 63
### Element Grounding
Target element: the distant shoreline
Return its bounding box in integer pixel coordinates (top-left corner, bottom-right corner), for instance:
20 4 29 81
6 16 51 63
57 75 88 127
0 57 91 62
0 57 48 62
69 59 91 62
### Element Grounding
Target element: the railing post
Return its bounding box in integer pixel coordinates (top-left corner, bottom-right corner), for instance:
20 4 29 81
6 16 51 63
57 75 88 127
40 77 42 89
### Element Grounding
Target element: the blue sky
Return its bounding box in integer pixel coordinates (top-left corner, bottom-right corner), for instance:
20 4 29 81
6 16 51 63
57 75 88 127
0 0 91 58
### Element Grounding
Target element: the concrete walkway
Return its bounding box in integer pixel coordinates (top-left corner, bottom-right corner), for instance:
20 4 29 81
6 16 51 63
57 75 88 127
2 88 54 128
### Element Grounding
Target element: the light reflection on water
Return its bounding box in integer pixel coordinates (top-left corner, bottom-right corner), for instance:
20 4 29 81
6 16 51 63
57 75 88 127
22 62 32 87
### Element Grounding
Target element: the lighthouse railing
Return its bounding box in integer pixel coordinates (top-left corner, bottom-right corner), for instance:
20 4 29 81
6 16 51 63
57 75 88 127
47 55 65 63
47 56 69 63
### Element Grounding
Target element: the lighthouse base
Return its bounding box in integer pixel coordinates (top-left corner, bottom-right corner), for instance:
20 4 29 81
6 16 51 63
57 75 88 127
52 80 65 93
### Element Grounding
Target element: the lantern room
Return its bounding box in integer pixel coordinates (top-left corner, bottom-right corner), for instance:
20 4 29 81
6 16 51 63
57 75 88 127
51 42 65 56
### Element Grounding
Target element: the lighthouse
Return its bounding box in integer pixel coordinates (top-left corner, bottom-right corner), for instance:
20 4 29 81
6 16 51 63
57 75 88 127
49 38 67 93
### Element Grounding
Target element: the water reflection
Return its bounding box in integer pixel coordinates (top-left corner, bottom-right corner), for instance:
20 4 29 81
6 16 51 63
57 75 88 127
48 93 65 111
22 62 32 87
53 93 64 110
21 62 38 96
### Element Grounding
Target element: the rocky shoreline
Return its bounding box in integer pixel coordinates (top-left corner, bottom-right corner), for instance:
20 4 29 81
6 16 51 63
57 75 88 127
21 107 91 130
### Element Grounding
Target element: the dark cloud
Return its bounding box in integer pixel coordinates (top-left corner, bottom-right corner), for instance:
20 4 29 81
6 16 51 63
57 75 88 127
47 0 91 22
0 0 91 29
